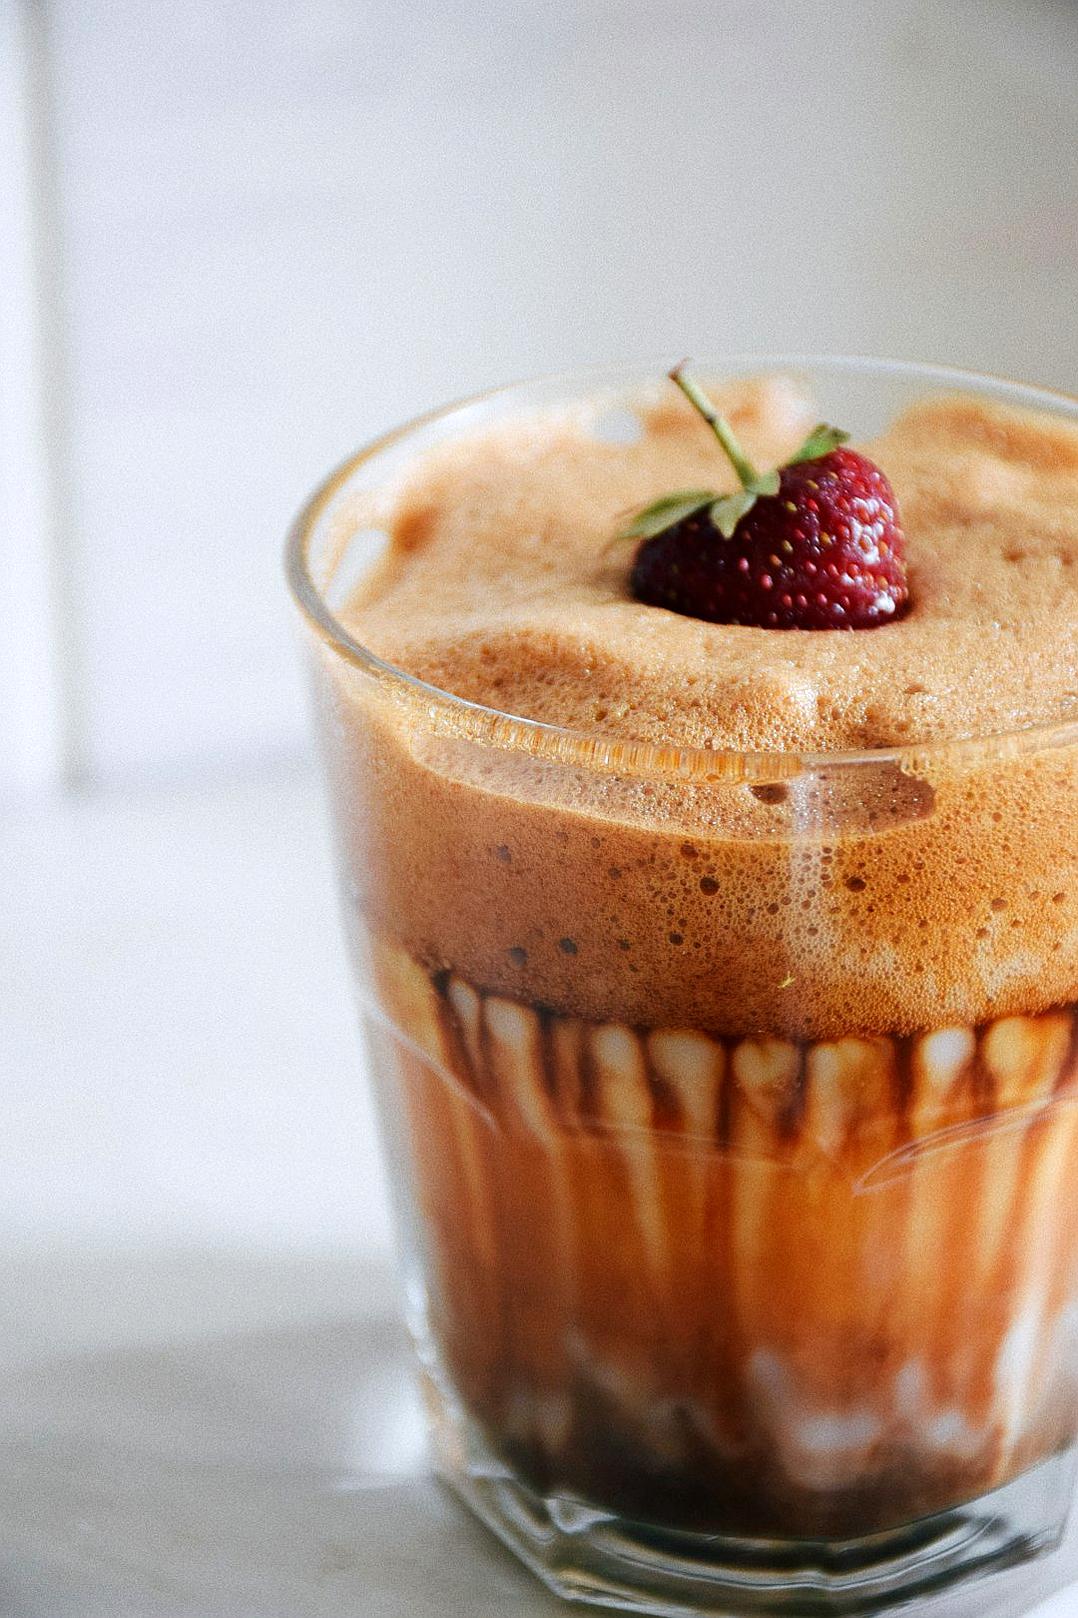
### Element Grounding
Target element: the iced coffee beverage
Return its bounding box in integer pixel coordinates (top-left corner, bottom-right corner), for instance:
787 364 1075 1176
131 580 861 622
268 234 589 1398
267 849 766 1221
288 360 1078 1613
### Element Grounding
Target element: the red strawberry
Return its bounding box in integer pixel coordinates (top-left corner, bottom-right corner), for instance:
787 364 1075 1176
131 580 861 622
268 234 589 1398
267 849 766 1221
625 365 909 630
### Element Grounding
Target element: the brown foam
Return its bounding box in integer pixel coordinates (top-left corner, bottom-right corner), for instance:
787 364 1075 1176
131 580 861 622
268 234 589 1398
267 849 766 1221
320 376 1078 1038
345 378 1078 753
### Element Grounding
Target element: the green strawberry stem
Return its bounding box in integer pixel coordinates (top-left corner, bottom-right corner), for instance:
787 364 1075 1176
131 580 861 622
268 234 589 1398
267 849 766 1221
620 362 849 545
668 362 762 490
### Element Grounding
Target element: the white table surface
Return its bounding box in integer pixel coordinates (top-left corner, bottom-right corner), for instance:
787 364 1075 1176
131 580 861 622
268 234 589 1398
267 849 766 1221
1 767 393 1256
3 770 1078 1616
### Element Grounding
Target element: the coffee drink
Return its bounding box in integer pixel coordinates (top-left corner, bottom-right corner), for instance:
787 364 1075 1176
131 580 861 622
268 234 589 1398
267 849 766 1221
291 364 1078 1609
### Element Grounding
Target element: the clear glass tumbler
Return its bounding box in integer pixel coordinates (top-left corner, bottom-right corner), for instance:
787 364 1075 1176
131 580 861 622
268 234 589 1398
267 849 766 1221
287 359 1078 1615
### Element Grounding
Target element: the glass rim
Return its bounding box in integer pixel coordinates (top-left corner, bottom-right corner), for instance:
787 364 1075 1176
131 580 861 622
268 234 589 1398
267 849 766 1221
286 353 1078 782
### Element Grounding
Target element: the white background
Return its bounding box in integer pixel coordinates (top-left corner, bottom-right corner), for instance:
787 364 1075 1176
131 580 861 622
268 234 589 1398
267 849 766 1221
1 0 1078 1257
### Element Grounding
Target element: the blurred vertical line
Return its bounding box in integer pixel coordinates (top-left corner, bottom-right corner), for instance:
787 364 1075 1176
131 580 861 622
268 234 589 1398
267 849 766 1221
0 0 85 793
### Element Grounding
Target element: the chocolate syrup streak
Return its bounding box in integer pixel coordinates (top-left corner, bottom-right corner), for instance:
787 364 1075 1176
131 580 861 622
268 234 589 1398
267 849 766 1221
377 941 1078 1540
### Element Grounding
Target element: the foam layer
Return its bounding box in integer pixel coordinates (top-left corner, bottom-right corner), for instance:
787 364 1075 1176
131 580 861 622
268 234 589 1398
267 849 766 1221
345 378 1078 752
319 376 1078 1038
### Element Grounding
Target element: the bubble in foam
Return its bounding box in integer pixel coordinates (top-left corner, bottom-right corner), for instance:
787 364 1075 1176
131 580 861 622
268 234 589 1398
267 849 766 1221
751 783 789 806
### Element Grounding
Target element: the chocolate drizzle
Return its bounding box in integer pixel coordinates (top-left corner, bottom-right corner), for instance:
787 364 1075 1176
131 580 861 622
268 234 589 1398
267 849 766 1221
437 962 1078 1155
645 1068 683 1134
376 939 1078 1542
890 1032 917 1144
535 1006 561 1109
776 1043 809 1144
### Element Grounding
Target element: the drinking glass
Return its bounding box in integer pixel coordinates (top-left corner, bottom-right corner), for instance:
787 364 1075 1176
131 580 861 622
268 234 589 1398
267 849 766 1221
287 359 1078 1614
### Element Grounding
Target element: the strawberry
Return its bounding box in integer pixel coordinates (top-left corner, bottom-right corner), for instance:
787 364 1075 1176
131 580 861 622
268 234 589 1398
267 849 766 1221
625 365 909 629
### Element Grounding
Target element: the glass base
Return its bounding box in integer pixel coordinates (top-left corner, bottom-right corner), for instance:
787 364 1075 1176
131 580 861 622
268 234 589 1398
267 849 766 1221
430 1403 1070 1616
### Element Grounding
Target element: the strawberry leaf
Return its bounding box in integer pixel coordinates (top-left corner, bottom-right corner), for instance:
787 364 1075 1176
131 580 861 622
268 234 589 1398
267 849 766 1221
748 469 781 497
619 489 718 541
710 489 758 539
787 423 850 465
